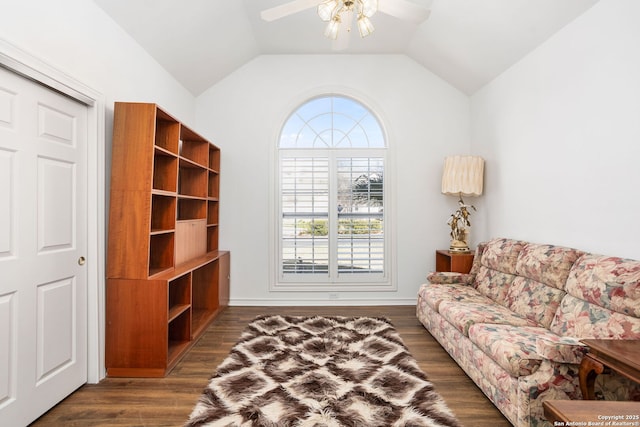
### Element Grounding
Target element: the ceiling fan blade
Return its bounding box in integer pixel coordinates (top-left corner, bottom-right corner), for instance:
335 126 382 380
378 0 432 24
260 0 323 22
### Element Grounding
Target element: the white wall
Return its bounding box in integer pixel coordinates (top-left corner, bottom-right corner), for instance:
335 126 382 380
0 0 200 382
471 0 640 259
196 54 470 305
0 0 195 126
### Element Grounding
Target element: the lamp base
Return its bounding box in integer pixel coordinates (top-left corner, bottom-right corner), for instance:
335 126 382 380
449 246 471 254
449 239 470 253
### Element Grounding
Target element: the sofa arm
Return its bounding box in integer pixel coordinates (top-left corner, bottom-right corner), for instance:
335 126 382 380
535 336 588 364
426 271 475 285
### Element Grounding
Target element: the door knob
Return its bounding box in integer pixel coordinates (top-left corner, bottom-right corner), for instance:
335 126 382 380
78 256 86 265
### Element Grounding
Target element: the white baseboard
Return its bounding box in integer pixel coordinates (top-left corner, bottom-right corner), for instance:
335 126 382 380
227 298 417 306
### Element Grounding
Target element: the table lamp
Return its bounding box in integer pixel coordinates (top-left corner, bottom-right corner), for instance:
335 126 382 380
441 155 484 253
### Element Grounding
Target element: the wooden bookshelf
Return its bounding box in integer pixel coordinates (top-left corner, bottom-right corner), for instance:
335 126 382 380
106 102 229 377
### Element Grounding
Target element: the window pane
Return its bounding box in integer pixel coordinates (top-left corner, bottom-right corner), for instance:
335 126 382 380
337 157 384 274
337 158 383 213
333 96 368 119
281 157 329 275
278 95 387 285
282 217 329 274
338 217 384 274
296 97 331 121
359 115 384 147
280 115 305 148
280 95 385 149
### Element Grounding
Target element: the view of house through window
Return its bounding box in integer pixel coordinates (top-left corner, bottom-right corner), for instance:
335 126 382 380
278 95 388 287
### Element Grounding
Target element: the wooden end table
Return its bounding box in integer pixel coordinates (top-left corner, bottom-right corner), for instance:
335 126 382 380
435 250 474 274
579 339 640 400
544 400 640 425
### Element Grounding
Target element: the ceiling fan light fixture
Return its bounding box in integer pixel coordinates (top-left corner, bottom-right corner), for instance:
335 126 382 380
324 15 341 39
360 0 378 18
319 0 376 40
318 0 339 22
357 14 374 37
262 0 432 43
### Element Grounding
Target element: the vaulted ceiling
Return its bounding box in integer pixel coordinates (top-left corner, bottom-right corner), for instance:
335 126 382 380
93 0 600 96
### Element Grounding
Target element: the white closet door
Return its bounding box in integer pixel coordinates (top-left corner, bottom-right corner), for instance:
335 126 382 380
0 66 88 426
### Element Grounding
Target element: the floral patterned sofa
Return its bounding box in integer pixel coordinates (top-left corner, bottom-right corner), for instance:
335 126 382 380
417 238 640 427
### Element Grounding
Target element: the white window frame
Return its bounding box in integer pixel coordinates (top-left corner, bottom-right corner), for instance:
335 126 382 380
272 94 393 292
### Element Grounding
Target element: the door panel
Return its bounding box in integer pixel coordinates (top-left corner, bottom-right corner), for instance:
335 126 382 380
0 66 88 426
37 278 75 382
38 157 74 251
0 149 13 257
0 292 17 406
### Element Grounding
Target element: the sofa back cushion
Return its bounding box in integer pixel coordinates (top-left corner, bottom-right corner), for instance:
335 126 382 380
550 295 640 339
474 238 525 304
505 277 566 328
515 244 584 290
505 244 584 327
480 238 525 275
467 242 487 276
550 254 640 339
475 267 518 304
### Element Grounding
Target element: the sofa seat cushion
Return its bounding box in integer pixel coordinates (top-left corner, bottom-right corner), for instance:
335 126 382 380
469 324 542 377
419 283 492 312
470 324 589 378
438 300 538 336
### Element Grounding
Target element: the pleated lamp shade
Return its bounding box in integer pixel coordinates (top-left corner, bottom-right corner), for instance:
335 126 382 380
441 156 484 197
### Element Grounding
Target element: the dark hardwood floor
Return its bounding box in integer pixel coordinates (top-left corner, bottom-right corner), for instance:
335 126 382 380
31 306 511 426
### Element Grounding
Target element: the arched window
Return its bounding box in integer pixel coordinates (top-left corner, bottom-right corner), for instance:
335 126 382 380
279 96 385 149
276 95 390 289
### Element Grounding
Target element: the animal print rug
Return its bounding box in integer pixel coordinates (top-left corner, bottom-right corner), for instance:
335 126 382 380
186 315 461 427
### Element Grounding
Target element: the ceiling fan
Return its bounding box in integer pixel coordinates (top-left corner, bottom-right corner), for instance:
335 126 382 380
260 0 432 48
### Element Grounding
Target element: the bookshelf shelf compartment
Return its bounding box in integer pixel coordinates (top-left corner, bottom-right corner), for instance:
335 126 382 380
149 233 174 276
178 160 208 198
192 261 218 338
169 274 191 316
207 226 219 253
178 198 206 220
207 201 219 224
180 126 209 167
153 149 178 193
106 102 229 378
208 172 219 199
209 148 220 172
154 112 179 154
151 195 176 232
